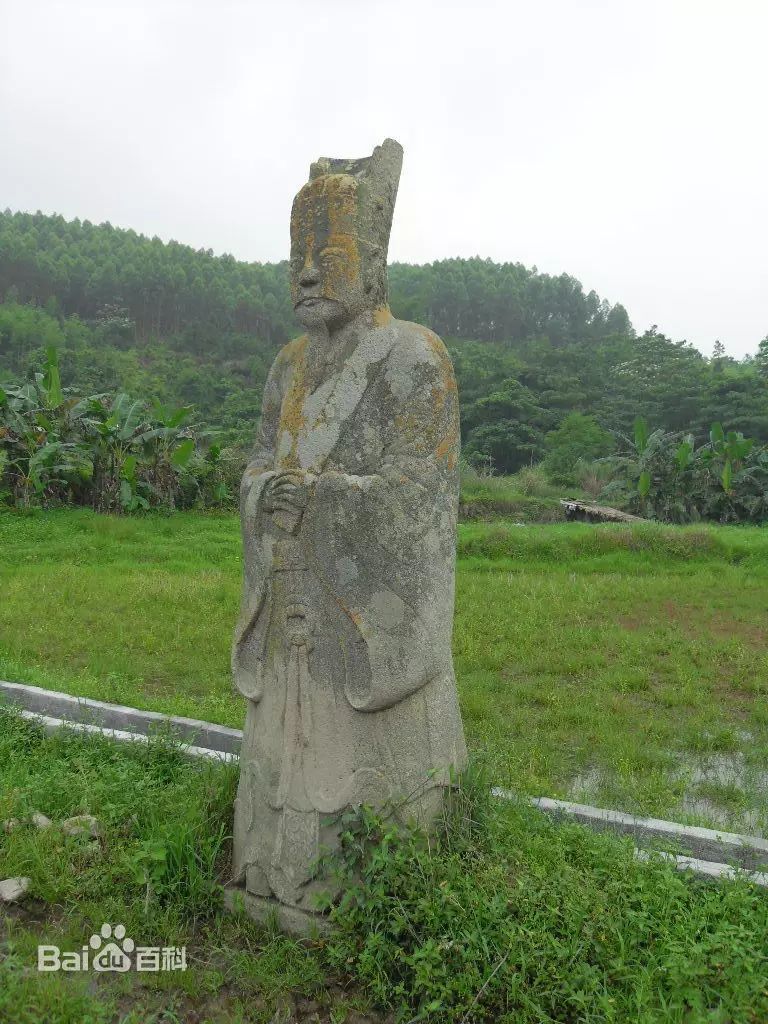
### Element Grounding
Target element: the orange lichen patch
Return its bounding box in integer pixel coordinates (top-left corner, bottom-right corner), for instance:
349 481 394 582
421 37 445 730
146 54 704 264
394 412 430 453
435 435 458 463
317 173 358 203
290 178 356 242
436 426 459 470
419 326 459 394
299 231 315 280
428 348 460 467
430 385 447 412
327 238 361 298
278 333 309 367
334 594 363 628
277 339 310 469
372 304 392 326
290 173 362 303
419 325 445 352
394 412 418 431
324 177 361 296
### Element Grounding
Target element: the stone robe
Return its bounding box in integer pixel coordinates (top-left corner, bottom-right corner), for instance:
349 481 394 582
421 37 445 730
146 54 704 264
231 316 467 908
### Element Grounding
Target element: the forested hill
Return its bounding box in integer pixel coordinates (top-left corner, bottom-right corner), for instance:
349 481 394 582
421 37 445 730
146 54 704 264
0 209 631 346
1 208 766 469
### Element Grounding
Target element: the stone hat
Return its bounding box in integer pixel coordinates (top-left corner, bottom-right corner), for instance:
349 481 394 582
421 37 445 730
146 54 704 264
304 138 403 255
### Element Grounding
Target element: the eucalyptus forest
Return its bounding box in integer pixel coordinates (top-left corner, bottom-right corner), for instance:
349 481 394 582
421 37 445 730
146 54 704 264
1 208 767 521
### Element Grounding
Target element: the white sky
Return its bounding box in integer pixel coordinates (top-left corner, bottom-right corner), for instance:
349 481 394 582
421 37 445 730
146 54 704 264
1 0 766 358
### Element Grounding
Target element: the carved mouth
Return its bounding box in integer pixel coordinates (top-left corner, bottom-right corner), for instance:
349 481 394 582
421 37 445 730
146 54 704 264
296 297 340 310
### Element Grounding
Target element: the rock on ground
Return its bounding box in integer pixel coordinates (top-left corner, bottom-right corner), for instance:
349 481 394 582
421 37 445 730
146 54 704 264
0 877 31 902
62 814 101 838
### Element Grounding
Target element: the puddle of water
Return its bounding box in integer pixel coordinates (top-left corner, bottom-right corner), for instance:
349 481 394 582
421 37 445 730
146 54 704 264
567 751 768 837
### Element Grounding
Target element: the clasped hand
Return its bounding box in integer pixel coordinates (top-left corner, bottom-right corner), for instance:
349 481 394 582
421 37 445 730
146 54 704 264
263 471 312 520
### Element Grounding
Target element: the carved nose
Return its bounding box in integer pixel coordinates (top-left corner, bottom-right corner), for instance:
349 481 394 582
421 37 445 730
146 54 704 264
299 267 319 288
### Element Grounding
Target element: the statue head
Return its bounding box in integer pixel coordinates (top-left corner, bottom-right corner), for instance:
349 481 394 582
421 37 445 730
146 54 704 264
290 138 403 330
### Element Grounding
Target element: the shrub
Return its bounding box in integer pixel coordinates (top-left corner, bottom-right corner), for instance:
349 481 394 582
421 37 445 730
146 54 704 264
542 411 614 485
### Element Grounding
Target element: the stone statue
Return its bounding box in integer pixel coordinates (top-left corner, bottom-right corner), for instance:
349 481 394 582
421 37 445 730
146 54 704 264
230 138 466 924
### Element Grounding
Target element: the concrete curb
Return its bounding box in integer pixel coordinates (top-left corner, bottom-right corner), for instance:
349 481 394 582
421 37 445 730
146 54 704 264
512 793 768 874
4 679 768 886
0 680 241 754
17 710 238 764
634 849 768 887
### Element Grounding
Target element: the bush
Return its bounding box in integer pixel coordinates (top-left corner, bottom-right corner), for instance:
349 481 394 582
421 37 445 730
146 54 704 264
542 412 614 485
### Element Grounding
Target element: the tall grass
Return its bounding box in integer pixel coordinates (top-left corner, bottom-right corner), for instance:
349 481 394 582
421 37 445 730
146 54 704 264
459 465 567 522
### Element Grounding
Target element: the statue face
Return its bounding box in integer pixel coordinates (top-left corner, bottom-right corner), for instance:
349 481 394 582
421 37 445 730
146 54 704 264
290 174 371 330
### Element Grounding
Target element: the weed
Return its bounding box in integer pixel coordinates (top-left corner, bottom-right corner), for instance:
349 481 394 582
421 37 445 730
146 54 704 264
325 774 768 1023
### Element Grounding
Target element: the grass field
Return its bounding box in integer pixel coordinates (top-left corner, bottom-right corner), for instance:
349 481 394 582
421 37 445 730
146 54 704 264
1 509 768 830
2 708 768 1024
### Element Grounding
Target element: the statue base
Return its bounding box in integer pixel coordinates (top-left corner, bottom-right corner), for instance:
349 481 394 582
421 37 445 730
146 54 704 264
223 885 332 939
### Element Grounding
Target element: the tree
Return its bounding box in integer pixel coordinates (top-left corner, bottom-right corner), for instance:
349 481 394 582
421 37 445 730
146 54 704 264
756 335 768 379
542 412 614 484
462 378 549 473
2 207 767 473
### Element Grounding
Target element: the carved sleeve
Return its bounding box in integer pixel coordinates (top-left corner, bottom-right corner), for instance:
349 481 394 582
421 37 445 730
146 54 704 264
306 333 460 712
232 350 285 701
315 333 459 533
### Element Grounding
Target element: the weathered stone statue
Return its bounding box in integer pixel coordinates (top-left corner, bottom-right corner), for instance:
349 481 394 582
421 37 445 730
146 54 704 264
230 139 466 925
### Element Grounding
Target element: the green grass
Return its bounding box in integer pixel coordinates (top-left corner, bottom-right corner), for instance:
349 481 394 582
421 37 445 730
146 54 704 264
326 777 768 1023
2 509 768 829
2 711 767 1024
0 707 358 1023
459 467 570 522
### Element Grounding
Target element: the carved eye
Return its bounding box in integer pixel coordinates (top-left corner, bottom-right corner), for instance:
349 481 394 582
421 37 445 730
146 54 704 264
320 248 345 264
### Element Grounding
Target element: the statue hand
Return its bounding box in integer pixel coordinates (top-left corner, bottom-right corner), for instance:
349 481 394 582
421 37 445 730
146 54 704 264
263 472 315 531
264 471 308 512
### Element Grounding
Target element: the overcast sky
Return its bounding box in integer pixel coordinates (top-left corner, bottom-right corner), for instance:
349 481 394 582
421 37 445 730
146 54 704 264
1 0 766 357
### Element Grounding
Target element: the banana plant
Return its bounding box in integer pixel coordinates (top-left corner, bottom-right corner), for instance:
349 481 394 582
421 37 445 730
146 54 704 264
675 435 695 470
41 346 63 409
704 422 754 494
1 352 239 513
